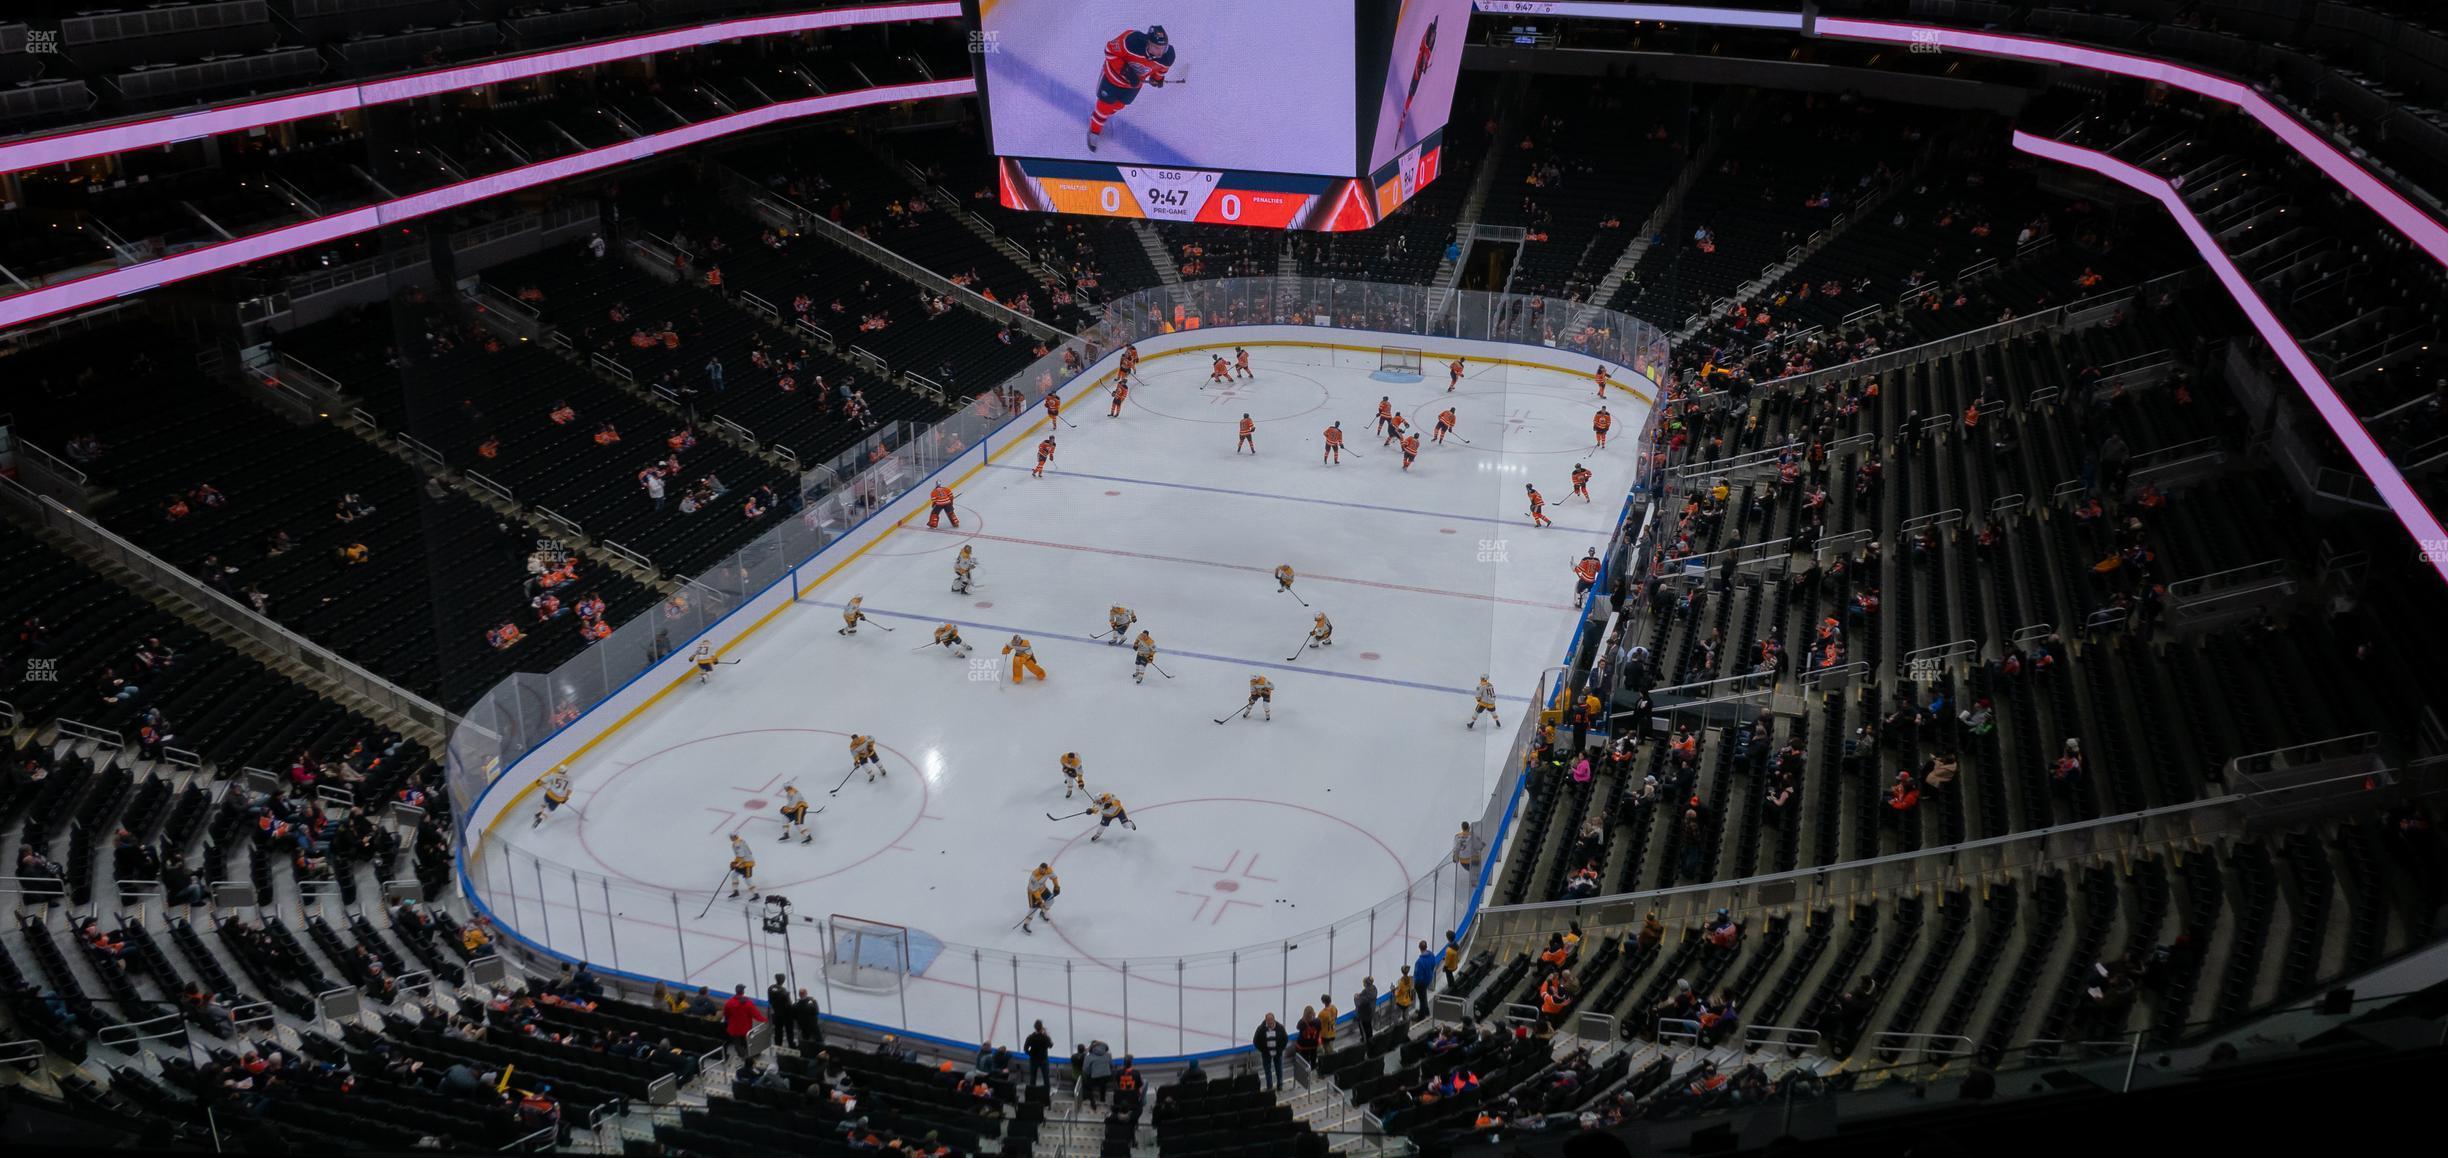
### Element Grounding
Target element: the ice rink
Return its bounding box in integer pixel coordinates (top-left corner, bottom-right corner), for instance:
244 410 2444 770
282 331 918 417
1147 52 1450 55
471 337 1652 1055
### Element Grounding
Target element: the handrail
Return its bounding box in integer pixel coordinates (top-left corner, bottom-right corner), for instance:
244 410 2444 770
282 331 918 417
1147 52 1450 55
16 439 92 487
1478 765 2428 924
1870 1031 1974 1059
96 1010 187 1049
2166 558 2292 599
1739 1023 1820 1051
723 168 1073 345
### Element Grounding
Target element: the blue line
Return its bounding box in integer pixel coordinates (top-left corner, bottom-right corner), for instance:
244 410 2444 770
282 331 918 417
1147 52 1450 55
455 324 1653 1066
812 600 1539 704
981 462 1613 535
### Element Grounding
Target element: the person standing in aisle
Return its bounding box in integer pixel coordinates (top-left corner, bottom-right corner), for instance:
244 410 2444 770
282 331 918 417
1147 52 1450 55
1412 940 1440 1019
794 987 823 1050
1252 1013 1289 1090
722 983 767 1059
765 975 796 1048
1024 1021 1053 1089
1354 976 1379 1044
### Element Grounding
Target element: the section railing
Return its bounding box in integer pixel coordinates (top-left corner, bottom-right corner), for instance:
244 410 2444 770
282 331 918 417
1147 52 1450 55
17 494 460 739
1467 764 2441 952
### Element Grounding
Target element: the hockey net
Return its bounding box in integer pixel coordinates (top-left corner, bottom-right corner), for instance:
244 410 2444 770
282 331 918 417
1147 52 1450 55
1379 346 1425 376
823 914 912 993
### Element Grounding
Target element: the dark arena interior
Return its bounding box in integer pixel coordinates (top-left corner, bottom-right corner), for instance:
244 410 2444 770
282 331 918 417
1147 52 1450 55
0 2 2445 1156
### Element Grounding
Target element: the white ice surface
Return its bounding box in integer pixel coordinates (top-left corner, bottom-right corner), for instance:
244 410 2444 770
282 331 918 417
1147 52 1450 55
474 341 1650 1056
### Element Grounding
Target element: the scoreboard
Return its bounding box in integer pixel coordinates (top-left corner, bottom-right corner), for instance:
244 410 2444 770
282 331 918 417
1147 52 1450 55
968 0 1470 231
996 145 1442 232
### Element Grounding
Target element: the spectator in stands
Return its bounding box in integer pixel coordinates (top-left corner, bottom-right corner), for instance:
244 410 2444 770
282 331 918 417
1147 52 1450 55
1393 972 1416 1023
722 983 767 1060
2052 739 2085 798
96 667 141 705
1080 1039 1114 1104
336 541 370 567
1705 909 1740 950
1884 769 1922 823
1251 1015 1287 1090
765 974 797 1048
1022 1019 1054 1088
1294 1005 1322 1066
1413 940 1440 1014
162 852 207 906
1924 751 1961 793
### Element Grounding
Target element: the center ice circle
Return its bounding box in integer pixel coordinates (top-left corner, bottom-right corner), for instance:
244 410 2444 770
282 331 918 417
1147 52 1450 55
573 728 927 893
1127 364 1334 425
1042 798 1411 962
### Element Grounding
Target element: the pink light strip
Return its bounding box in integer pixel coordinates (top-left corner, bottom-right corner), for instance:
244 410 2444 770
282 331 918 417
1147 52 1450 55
2012 128 2448 586
1470 1 1804 29
0 78 977 331
1816 17 2448 271
0 2 964 177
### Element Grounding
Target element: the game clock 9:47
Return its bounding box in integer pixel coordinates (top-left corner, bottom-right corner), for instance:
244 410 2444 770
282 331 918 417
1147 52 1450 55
1116 168 1222 222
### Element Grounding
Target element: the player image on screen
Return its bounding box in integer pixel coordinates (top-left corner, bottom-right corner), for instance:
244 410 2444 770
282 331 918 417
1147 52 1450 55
1368 0 1472 175
976 0 1357 175
1086 25 1178 153
1405 17 1438 115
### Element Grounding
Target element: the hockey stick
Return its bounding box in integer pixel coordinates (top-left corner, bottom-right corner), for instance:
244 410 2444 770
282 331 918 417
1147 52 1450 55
695 865 738 919
1279 586 1311 608
1213 702 1248 725
1146 660 1173 679
827 763 861 796
1285 626 1317 664
1044 809 1092 821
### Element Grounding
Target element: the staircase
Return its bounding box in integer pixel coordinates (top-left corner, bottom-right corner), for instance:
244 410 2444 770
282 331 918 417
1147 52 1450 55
886 146 1069 288
1582 98 1737 315
1675 136 1940 343
1427 78 1528 316
1280 1060 1397 1155
1131 220 1192 312
0 480 452 752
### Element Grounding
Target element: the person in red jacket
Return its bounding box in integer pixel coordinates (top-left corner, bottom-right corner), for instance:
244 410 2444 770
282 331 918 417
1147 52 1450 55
722 983 768 1059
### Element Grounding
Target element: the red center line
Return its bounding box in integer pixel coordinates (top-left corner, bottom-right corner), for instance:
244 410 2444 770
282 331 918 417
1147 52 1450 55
921 527 1578 611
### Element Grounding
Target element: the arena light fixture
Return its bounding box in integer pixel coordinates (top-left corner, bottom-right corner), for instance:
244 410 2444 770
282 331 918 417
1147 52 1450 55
2012 128 2448 587
1471 2 1804 30
0 2 963 176
0 78 977 330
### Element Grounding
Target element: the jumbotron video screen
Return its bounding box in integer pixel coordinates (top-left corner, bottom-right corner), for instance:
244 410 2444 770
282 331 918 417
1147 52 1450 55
969 0 1471 230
